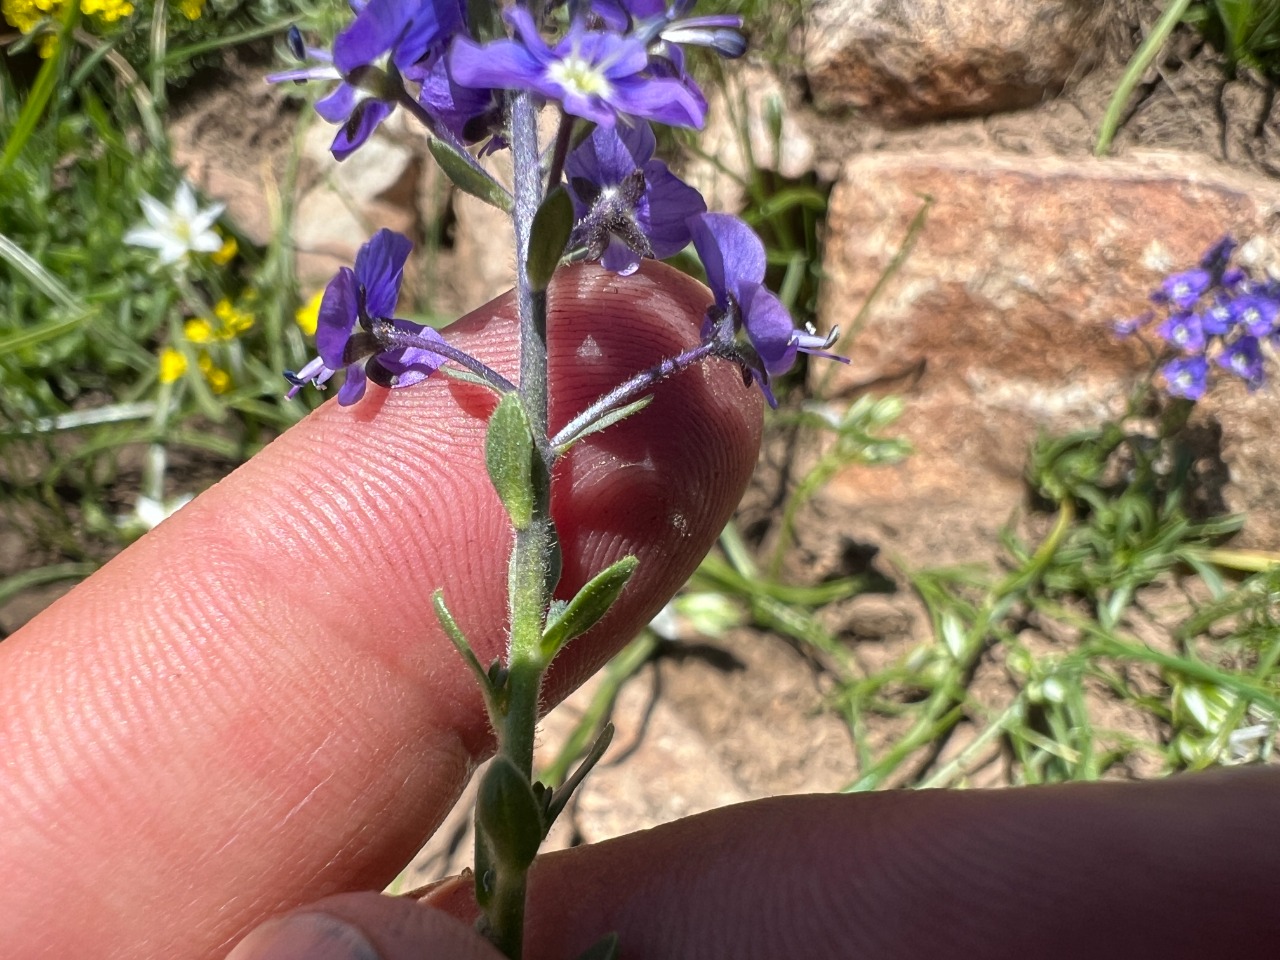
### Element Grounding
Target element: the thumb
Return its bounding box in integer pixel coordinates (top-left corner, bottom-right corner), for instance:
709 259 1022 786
224 894 503 960
0 261 761 960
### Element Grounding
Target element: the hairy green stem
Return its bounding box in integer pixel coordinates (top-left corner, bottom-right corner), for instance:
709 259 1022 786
481 88 555 960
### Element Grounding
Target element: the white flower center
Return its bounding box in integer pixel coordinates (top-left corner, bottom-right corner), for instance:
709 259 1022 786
549 54 611 98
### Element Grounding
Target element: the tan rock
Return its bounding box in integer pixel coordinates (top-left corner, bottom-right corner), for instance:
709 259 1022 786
684 63 822 214
818 149 1280 550
803 0 1108 124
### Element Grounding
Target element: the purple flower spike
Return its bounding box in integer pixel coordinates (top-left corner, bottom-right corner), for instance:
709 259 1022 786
1156 311 1206 354
688 212 844 405
1229 293 1280 337
449 8 706 129
1217 336 1266 389
286 229 446 404
566 121 706 275
1161 356 1208 401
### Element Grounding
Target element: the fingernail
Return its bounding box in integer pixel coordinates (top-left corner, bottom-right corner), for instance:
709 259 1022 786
225 912 382 960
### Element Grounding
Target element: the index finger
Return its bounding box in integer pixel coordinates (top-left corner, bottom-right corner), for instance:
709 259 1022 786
0 262 762 960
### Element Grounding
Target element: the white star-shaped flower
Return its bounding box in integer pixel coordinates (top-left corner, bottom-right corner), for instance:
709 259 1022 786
124 181 225 265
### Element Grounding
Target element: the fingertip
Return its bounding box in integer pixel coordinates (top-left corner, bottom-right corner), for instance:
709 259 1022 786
225 895 502 960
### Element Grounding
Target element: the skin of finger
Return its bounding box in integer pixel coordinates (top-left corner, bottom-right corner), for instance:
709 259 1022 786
225 894 505 960
483 768 1280 960
0 262 761 960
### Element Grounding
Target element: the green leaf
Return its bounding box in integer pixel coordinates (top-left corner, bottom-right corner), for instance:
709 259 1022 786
485 394 536 530
427 138 512 213
546 722 614 826
439 363 503 392
476 757 545 869
526 186 574 292
542 556 639 656
555 395 654 453
433 589 492 697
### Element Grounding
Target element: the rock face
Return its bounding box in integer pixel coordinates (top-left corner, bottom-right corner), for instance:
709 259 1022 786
803 0 1108 124
818 149 1280 550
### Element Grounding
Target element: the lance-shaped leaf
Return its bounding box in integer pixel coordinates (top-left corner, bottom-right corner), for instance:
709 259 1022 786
542 555 638 656
476 756 545 869
526 186 573 292
486 393 536 530
428 137 512 213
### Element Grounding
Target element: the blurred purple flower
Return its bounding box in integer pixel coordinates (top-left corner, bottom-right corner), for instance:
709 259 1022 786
1154 268 1211 309
1200 296 1235 335
449 8 705 128
1161 356 1209 401
1229 292 1280 337
565 121 705 275
1217 336 1266 390
287 229 445 405
1156 311 1206 354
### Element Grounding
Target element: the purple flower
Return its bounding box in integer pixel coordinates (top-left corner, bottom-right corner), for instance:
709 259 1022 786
409 55 505 149
1217 336 1266 389
688 212 843 405
1200 296 1235 335
269 0 465 160
287 229 445 405
565 121 705 275
1161 356 1208 401
449 8 705 129
1155 268 1211 309
1155 311 1205 354
1228 293 1280 337
1113 311 1151 337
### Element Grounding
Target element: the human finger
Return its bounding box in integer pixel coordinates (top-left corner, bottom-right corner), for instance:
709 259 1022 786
0 262 762 960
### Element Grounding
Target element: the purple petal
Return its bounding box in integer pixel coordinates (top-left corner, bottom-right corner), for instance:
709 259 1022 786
741 283 798 375
449 35 545 91
355 229 412 318
333 0 413 73
315 82 359 123
330 98 394 160
316 268 359 369
641 160 705 258
601 236 642 276
609 75 705 128
688 213 766 309
337 363 368 405
374 319 447 386
394 0 463 69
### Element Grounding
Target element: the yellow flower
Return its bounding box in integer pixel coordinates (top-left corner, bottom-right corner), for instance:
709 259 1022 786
80 0 133 21
2 0 62 34
211 235 238 265
184 317 215 344
158 347 188 384
214 297 255 335
198 353 231 394
296 289 324 336
177 0 203 19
